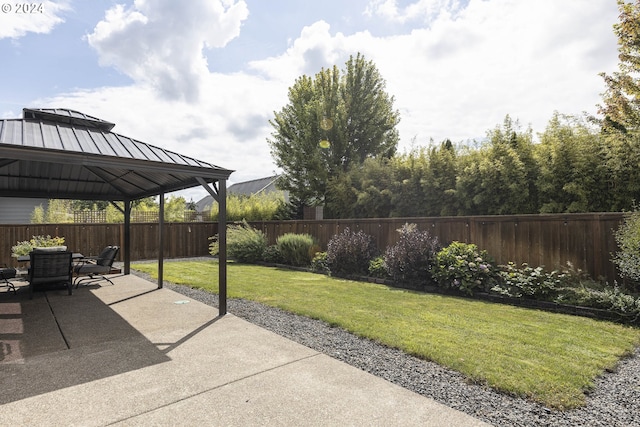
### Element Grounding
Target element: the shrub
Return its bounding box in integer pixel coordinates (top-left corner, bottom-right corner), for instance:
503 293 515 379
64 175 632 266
384 223 440 286
276 233 318 267
433 241 497 295
555 285 640 322
209 220 266 263
368 256 388 279
311 251 329 274
326 227 378 276
262 245 283 264
492 262 566 300
612 207 640 291
11 235 66 258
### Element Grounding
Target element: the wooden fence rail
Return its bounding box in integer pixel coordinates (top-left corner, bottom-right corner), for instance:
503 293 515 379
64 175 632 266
0 213 627 283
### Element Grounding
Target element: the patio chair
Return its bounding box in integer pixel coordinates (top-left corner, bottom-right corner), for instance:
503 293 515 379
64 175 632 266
0 264 17 295
73 246 120 288
28 251 73 299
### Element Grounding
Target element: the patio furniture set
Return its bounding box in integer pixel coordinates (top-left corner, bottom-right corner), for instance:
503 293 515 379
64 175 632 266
0 246 119 298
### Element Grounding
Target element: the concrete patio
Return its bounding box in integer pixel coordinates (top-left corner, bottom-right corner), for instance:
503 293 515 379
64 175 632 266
0 274 489 426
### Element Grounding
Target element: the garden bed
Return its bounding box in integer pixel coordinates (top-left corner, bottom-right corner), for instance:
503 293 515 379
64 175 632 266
262 262 639 325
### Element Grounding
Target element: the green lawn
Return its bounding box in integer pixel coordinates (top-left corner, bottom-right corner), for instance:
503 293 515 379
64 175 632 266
132 260 640 409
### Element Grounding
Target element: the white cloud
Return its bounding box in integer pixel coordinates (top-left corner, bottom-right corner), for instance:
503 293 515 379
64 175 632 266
37 70 288 195
359 0 620 143
365 0 463 24
249 0 618 146
87 0 249 103
0 0 70 39
248 21 354 82
36 0 621 202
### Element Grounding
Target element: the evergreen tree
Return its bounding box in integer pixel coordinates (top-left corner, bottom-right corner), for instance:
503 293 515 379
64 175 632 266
424 140 458 216
598 0 640 135
326 158 394 218
536 113 609 213
389 147 430 217
456 116 535 215
598 0 640 210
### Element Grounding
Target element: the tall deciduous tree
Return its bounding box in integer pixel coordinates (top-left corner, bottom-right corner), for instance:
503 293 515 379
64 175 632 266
268 53 400 206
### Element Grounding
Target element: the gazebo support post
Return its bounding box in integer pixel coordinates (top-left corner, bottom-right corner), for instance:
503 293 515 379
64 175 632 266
158 191 164 289
110 199 132 275
218 179 227 315
124 199 131 275
196 177 228 316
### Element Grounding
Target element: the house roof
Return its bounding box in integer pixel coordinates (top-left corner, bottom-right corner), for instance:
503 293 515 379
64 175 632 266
0 108 233 200
228 175 280 196
196 175 282 211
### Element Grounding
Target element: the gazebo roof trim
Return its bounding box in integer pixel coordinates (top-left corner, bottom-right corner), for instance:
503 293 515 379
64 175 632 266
23 107 117 131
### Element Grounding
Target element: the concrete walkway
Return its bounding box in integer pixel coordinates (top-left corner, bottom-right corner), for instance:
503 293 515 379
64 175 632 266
0 275 490 426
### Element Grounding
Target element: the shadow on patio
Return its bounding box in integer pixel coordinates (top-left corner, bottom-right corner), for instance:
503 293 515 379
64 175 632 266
0 274 489 426
0 278 173 404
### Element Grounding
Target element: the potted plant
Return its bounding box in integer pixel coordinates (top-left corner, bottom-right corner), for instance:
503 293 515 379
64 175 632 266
11 235 66 258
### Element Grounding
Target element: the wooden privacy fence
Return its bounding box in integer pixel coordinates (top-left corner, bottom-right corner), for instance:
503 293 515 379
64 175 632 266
0 222 218 267
247 213 626 284
0 213 627 283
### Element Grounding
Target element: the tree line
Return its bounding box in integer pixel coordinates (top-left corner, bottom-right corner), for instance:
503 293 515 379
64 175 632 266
269 1 640 219
323 113 640 218
30 196 196 223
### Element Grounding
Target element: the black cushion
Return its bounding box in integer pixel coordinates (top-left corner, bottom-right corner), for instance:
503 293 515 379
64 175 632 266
0 267 16 280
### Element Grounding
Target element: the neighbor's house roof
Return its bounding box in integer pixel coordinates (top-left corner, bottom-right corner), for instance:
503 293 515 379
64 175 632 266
0 108 233 201
196 175 285 211
229 175 281 196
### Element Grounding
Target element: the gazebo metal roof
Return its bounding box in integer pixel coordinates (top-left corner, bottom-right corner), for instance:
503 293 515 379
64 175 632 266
0 108 232 315
0 108 233 200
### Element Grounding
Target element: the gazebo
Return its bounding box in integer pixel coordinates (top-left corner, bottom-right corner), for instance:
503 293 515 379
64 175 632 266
0 108 234 314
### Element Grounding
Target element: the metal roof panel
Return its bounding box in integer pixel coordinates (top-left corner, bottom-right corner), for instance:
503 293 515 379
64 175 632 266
23 108 116 131
0 108 233 200
0 120 22 146
101 131 138 159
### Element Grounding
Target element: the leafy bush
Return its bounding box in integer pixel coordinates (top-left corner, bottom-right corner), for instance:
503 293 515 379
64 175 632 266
433 241 497 295
384 223 440 286
492 262 566 300
555 285 640 322
262 245 284 264
209 220 266 263
11 235 66 258
368 256 388 279
612 208 640 291
326 227 378 276
311 251 329 274
276 233 318 267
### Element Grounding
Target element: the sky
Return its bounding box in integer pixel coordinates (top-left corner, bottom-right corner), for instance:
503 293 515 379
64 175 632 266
0 0 621 203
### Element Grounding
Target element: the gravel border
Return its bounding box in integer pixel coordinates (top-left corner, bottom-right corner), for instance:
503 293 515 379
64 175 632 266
130 265 640 427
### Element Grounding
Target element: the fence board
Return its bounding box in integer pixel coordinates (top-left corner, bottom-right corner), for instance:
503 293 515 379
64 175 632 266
0 213 626 283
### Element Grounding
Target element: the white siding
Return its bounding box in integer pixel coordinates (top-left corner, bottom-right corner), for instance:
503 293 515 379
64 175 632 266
0 198 47 224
